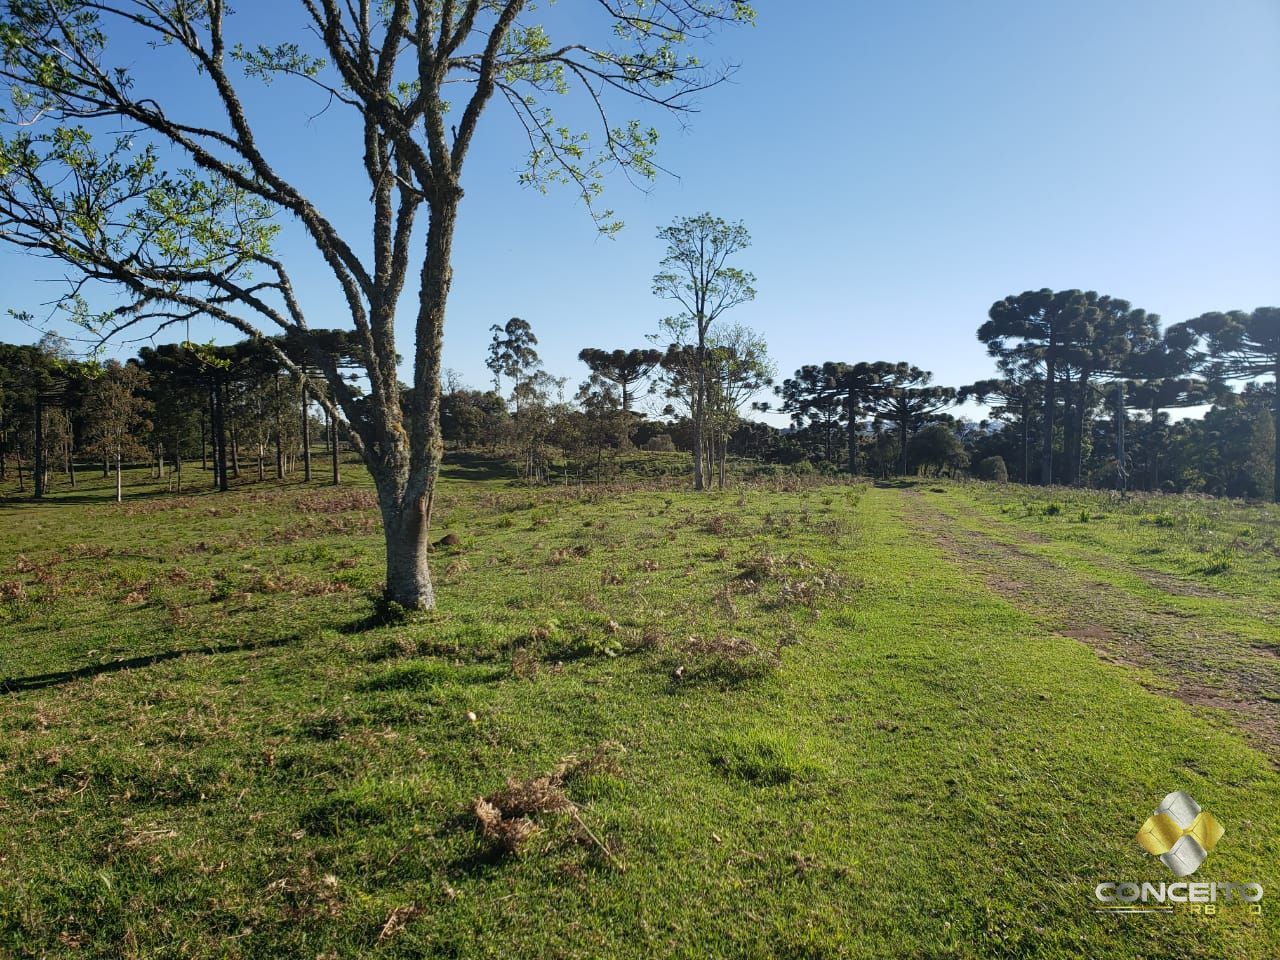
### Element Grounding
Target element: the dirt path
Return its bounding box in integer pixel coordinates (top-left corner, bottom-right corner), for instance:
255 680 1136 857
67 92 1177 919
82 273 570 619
892 488 1280 763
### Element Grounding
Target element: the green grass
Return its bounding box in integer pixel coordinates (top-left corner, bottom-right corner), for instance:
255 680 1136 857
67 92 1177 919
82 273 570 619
1 465 1277 958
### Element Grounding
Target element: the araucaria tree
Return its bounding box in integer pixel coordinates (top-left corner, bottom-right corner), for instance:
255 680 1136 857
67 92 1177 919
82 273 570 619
577 347 662 418
1170 307 1280 501
0 1 755 609
653 213 756 490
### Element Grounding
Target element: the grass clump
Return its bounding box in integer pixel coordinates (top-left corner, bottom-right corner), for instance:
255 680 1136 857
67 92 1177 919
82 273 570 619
670 634 782 685
708 730 821 786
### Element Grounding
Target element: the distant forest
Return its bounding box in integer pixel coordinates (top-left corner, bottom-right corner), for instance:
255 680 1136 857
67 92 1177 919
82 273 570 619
1 291 1276 502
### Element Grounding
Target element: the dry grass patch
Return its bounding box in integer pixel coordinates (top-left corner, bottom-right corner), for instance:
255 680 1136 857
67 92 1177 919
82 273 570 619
472 743 626 863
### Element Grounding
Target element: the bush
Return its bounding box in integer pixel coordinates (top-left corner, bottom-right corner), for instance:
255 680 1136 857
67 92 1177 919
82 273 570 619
643 434 676 453
976 455 1008 483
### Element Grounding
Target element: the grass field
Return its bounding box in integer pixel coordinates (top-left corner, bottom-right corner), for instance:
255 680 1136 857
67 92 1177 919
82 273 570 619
1 463 1278 958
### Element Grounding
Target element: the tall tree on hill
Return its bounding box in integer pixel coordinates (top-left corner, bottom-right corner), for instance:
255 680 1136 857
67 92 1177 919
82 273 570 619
1122 326 1212 491
1168 308 1280 501
828 361 895 476
1125 376 1214 491
979 290 1097 485
487 319 541 416
0 1 755 610
653 214 757 491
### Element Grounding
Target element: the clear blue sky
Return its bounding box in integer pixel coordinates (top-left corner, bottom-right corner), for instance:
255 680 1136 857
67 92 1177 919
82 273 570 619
1 1 1277 424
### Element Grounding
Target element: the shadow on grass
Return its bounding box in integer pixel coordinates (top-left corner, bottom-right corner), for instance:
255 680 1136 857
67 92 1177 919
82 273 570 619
439 453 516 482
0 633 300 695
873 478 921 489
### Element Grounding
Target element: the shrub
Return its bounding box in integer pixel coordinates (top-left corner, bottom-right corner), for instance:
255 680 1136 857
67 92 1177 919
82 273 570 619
643 434 676 453
976 456 1008 483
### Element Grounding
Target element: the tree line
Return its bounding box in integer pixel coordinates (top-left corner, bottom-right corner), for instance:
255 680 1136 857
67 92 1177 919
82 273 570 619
0 332 352 502
3 284 1277 504
771 293 1277 500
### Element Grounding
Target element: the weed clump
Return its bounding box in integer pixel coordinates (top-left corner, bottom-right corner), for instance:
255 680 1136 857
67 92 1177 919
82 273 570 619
671 635 782 685
472 743 625 861
1201 548 1235 575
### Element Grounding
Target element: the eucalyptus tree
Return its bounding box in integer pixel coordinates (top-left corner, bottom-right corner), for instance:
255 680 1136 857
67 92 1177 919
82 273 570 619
1168 307 1280 501
653 213 756 490
703 324 773 487
0 1 754 609
487 318 540 409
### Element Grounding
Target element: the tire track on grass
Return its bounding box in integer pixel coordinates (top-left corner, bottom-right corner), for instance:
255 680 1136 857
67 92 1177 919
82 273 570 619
892 488 1280 764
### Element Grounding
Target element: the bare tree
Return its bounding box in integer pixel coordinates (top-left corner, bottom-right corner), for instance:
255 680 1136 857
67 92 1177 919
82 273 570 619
0 1 755 608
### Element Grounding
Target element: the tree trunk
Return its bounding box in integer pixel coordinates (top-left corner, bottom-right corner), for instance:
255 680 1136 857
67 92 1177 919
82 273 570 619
1061 388 1075 487
330 410 339 486
1042 353 1056 485
230 412 240 479
1273 358 1280 503
1074 372 1090 487
212 382 229 492
115 452 122 503
175 446 182 493
301 383 312 482
373 190 460 610
692 376 705 491
1021 394 1030 484
273 373 285 479
33 396 44 500
380 491 435 610
257 444 264 482
847 391 859 476
67 447 76 489
200 410 207 471
1115 380 1127 493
